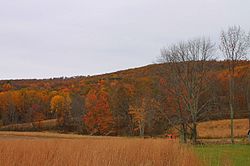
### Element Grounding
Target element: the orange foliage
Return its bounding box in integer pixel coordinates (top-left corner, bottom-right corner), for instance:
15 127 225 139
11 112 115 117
2 83 12 91
0 61 250 135
84 88 114 135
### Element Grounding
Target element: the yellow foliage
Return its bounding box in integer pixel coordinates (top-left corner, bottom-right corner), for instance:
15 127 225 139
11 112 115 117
50 95 65 113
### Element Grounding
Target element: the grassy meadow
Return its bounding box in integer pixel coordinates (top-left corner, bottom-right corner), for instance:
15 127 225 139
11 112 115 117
195 144 250 166
195 119 250 166
0 133 200 166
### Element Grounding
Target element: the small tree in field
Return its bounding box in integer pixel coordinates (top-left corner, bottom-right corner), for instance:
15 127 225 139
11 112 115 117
219 25 250 144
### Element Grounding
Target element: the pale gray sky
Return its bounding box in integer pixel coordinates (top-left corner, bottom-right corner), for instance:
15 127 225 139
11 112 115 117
1 0 250 79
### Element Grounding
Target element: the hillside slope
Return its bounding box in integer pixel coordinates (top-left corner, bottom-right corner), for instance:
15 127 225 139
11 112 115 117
0 60 250 135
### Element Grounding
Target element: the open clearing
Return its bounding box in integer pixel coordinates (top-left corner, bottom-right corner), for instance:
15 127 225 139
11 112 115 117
197 119 249 139
0 132 200 166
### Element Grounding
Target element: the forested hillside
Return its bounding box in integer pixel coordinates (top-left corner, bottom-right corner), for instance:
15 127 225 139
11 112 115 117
0 60 250 136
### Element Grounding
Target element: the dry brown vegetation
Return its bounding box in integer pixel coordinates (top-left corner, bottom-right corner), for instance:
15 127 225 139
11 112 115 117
197 119 249 138
0 119 57 131
0 135 200 166
0 131 111 139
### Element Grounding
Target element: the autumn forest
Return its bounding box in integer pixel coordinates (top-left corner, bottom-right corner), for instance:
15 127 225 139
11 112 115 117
0 26 250 145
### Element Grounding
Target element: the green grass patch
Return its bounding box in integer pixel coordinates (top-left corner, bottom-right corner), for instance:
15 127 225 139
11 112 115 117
194 144 250 166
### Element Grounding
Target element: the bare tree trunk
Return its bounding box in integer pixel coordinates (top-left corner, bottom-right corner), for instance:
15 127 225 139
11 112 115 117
181 122 187 143
248 95 250 130
229 70 235 144
192 122 197 144
177 101 187 143
139 120 145 137
230 104 234 144
247 79 250 129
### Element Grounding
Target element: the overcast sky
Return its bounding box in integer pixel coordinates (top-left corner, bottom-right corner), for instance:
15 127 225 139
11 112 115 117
1 0 250 79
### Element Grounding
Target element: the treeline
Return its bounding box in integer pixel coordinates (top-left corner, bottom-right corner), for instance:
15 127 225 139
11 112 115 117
0 60 249 136
0 78 168 136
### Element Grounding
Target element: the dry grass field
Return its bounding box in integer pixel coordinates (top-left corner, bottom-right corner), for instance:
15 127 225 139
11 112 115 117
197 119 249 139
1 119 249 166
0 133 200 166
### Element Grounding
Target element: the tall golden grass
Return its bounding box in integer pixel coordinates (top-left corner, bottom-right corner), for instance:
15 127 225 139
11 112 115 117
0 136 200 166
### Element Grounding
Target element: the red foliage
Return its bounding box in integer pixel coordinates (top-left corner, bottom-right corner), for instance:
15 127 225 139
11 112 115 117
83 88 114 135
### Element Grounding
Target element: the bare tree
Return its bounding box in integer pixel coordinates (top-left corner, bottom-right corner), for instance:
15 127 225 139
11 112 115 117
219 25 250 144
161 37 215 144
